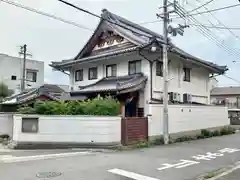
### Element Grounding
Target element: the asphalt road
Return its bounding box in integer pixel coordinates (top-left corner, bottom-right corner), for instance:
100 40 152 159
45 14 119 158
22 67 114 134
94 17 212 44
218 168 240 180
1 134 240 180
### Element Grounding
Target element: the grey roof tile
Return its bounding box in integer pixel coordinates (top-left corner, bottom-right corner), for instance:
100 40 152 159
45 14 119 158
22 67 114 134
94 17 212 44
50 9 227 74
71 73 147 94
211 86 240 95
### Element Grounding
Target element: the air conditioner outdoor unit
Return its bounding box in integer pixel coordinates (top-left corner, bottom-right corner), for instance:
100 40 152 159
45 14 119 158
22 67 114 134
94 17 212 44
177 93 181 102
183 93 192 103
169 92 179 102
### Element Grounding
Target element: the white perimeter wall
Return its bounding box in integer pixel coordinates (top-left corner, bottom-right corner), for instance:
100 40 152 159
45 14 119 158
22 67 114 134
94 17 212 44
0 113 13 137
12 115 121 144
149 104 229 137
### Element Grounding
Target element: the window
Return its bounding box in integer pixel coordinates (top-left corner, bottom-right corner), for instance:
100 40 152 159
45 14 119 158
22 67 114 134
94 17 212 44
22 117 39 133
11 75 17 80
88 67 98 80
26 70 37 82
106 64 117 77
128 60 141 75
183 67 191 82
156 61 163 76
75 69 83 81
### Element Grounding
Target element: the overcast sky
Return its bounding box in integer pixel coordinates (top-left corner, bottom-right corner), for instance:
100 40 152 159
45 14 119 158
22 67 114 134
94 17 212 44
0 0 240 86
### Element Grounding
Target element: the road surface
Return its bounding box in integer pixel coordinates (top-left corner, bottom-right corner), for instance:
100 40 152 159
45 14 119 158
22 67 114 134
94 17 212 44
0 134 240 180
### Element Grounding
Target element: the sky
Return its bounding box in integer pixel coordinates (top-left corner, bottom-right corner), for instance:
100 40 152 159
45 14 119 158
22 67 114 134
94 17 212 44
0 0 240 86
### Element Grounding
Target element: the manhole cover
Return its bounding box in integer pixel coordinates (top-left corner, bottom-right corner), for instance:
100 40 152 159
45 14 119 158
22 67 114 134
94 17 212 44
36 172 62 178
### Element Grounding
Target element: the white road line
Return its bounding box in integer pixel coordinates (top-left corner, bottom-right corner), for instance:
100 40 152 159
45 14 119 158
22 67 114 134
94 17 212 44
2 151 91 163
0 149 12 152
0 155 14 160
108 168 161 180
175 160 200 168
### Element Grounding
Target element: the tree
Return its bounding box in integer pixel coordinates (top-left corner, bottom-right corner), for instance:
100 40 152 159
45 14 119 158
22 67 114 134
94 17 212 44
0 82 14 101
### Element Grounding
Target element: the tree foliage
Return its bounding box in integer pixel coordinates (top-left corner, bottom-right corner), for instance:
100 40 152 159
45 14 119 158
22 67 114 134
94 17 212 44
17 96 121 116
0 82 14 101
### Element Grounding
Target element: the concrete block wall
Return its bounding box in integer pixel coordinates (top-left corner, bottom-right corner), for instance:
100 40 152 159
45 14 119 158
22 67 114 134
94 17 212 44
12 115 121 147
148 104 229 137
0 113 13 137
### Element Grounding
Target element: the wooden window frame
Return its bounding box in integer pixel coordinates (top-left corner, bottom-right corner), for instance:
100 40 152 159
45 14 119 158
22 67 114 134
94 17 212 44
11 75 17 80
75 69 83 82
88 67 98 80
183 67 191 82
128 60 141 75
106 64 117 77
26 69 37 82
156 61 163 77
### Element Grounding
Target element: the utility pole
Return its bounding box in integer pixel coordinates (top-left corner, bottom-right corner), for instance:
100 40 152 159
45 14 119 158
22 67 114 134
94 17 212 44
157 0 189 145
20 44 27 92
19 44 32 92
162 0 170 145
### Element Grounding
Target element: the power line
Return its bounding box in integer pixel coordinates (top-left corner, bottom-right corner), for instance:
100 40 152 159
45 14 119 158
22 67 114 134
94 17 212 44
56 0 158 40
189 24 240 30
194 0 240 40
187 0 240 55
223 74 240 84
187 0 215 13
173 3 240 18
0 0 93 31
175 3 240 60
139 3 240 25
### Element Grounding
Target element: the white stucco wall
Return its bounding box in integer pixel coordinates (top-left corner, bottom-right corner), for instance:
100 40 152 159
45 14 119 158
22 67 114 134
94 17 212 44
70 52 212 104
0 113 13 137
152 54 210 104
69 51 215 118
12 115 121 144
148 104 229 137
0 53 44 93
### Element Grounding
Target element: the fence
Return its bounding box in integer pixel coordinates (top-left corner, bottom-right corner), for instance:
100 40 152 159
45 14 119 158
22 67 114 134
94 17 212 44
149 104 229 137
0 113 13 137
12 114 121 147
121 117 148 145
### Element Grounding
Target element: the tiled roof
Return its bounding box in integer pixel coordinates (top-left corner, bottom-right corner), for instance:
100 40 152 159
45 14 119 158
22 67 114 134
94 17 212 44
1 84 69 105
50 46 139 67
211 86 240 95
50 9 227 74
71 73 147 94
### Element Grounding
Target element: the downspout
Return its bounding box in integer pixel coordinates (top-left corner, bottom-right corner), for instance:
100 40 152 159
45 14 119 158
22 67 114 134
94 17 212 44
149 61 153 100
237 96 239 108
138 51 154 100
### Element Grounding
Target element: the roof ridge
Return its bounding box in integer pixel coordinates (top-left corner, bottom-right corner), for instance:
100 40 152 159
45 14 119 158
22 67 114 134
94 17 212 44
101 8 163 40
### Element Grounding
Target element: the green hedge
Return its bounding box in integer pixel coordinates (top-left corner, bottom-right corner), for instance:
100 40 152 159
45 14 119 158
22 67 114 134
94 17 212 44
17 96 120 116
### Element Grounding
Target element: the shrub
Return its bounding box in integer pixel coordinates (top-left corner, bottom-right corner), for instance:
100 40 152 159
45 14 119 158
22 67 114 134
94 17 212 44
82 96 120 116
201 129 211 138
196 134 205 139
220 126 236 135
212 130 220 137
17 105 36 114
175 135 196 142
17 96 120 116
152 136 164 145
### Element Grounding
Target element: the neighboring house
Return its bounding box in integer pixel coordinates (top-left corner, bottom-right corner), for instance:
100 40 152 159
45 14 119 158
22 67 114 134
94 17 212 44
211 86 240 109
0 53 44 93
50 9 227 117
0 84 82 112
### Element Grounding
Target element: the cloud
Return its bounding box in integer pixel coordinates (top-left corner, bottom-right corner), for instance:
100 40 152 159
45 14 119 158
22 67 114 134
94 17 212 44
0 0 240 86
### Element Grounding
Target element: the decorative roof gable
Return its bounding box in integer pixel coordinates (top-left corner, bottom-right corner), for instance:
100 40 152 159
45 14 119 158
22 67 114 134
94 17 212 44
51 9 227 75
